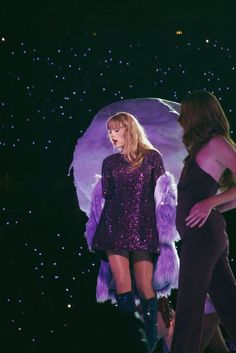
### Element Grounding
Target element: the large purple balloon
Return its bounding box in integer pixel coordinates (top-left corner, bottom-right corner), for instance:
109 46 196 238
70 98 186 215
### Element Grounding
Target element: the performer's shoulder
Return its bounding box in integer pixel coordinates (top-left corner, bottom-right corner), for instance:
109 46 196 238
145 148 162 159
103 153 120 164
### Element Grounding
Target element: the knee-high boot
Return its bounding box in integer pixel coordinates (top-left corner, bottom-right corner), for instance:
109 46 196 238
140 297 159 352
115 291 136 313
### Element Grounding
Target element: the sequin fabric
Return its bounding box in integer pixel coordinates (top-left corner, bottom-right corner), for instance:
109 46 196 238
92 150 165 257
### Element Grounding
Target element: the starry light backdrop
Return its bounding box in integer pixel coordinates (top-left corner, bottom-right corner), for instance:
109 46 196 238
1 29 236 352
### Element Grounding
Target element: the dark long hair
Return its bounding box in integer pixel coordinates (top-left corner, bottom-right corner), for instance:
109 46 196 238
179 90 235 190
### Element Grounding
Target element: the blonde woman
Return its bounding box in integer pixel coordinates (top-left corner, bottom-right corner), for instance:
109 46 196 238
88 112 179 352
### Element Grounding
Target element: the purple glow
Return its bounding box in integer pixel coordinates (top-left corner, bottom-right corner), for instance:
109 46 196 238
70 98 186 215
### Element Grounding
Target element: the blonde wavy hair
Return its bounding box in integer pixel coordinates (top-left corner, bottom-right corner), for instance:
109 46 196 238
107 112 158 169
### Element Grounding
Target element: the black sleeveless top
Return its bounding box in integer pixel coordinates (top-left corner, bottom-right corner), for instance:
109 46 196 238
176 158 221 236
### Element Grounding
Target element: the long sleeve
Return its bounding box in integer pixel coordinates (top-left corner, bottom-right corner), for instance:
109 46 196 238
101 159 114 200
152 150 165 184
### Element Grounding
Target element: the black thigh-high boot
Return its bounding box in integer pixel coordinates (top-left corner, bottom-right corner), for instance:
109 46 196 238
140 297 159 352
115 291 136 313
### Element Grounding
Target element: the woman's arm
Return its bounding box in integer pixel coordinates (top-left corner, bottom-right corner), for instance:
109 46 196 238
216 198 236 213
186 136 236 227
214 136 236 212
209 185 236 210
152 149 165 183
101 158 114 200
206 136 236 207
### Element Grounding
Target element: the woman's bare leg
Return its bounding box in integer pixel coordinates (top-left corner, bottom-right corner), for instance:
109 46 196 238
107 250 136 313
132 251 155 299
107 250 131 294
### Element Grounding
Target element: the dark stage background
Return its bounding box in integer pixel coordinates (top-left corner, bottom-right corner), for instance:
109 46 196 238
1 2 236 352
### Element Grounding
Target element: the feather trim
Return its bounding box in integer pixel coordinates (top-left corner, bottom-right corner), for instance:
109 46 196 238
96 260 112 302
155 172 180 244
153 243 179 297
85 175 103 250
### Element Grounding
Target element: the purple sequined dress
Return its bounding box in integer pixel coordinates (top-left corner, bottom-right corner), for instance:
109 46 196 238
92 149 165 258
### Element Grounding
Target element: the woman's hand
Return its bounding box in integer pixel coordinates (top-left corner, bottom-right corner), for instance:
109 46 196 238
186 198 215 228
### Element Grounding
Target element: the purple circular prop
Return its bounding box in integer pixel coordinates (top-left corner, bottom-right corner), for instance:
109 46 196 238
70 98 186 215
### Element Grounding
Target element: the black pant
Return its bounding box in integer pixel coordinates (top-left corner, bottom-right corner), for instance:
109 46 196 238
171 224 236 353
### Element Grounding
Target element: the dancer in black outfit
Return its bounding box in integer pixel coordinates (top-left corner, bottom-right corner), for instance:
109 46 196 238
170 91 236 353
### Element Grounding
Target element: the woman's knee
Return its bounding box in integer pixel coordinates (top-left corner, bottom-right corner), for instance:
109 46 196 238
107 251 131 292
114 272 131 292
136 281 155 299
